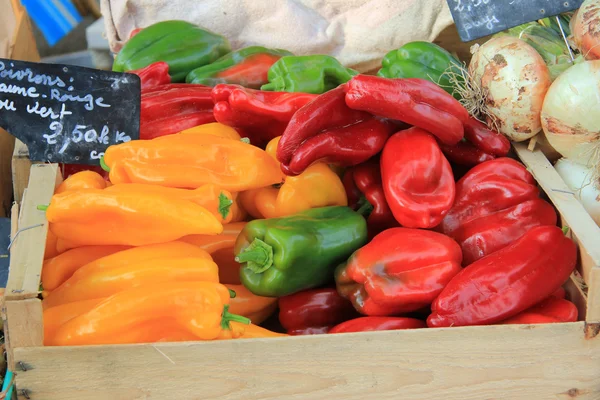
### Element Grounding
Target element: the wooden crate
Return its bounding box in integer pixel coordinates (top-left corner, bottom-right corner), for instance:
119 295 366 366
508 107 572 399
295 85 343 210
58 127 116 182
2 142 600 400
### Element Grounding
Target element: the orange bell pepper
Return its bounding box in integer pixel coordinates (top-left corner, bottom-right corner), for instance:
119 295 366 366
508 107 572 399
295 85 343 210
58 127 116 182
178 122 241 140
239 136 347 219
55 171 107 194
181 222 246 284
47 281 248 346
43 256 219 309
42 245 131 291
226 284 278 324
43 188 223 247
102 134 282 192
44 229 60 260
105 183 240 223
43 298 105 344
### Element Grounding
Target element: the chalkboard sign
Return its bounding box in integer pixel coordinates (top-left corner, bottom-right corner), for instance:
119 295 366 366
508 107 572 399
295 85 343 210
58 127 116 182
447 0 585 42
0 58 140 165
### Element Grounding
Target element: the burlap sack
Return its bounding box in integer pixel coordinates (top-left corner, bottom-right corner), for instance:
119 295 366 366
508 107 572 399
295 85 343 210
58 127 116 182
100 0 454 73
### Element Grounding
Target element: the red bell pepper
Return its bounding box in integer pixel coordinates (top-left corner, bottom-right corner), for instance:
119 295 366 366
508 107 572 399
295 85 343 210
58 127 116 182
335 227 463 316
344 75 469 146
552 287 566 299
283 117 394 176
463 117 511 157
439 158 557 265
276 84 371 170
438 141 496 167
343 158 398 239
140 85 216 140
129 61 171 91
278 288 359 335
498 295 578 325
211 84 317 148
427 225 577 328
328 316 426 333
381 127 455 229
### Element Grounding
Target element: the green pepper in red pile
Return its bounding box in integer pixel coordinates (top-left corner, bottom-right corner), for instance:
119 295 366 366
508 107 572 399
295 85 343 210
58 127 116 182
343 158 398 239
211 84 317 148
278 288 359 335
439 158 557 265
186 46 293 88
335 227 463 316
428 225 577 328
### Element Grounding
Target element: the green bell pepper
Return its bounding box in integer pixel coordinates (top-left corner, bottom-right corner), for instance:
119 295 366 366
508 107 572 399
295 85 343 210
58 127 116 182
234 206 368 297
260 55 359 94
113 20 231 82
185 46 293 88
377 41 465 100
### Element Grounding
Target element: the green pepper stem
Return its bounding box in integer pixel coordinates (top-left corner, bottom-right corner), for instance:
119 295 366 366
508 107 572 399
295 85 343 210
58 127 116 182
99 156 110 172
240 137 251 144
218 193 233 219
221 304 251 329
234 238 274 274
228 288 237 298
356 196 374 218
562 226 570 236
37 205 48 211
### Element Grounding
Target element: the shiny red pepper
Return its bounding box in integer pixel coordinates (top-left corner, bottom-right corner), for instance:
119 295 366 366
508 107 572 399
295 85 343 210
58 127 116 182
211 84 317 148
140 85 216 140
438 141 496 167
278 288 359 335
344 75 469 146
342 158 398 239
381 127 455 229
328 316 426 333
277 84 371 171
439 158 557 265
129 61 171 91
498 295 578 325
284 117 394 176
427 225 577 328
463 117 511 157
335 227 463 316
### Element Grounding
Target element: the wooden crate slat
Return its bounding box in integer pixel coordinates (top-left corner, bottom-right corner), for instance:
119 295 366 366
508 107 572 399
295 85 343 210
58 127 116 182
12 322 600 400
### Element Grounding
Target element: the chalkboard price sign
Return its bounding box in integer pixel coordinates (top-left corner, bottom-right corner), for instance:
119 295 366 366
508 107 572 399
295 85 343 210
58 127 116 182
447 0 585 42
0 58 140 165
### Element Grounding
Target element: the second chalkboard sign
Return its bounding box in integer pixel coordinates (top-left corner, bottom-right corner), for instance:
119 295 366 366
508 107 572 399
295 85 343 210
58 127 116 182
0 58 140 165
447 0 584 42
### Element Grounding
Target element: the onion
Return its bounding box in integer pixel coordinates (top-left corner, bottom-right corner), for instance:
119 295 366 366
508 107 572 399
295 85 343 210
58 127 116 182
467 37 552 142
571 0 600 60
541 60 600 169
554 158 600 226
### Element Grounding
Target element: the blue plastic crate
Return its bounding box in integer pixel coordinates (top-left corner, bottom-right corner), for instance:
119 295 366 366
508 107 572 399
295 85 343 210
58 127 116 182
21 0 83 46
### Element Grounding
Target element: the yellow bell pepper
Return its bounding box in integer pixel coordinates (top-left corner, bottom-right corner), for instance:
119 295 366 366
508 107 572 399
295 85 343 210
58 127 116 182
239 136 347 219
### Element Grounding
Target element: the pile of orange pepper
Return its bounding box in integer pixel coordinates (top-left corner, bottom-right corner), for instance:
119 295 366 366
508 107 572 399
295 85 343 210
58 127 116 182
41 122 349 346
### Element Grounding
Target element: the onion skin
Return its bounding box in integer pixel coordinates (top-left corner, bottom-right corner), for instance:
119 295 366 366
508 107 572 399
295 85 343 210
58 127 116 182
541 60 600 167
572 0 600 60
554 158 600 227
469 37 551 142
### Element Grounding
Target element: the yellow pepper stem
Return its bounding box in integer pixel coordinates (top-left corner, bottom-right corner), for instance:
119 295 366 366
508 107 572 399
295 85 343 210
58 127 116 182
37 205 48 211
221 304 251 329
235 238 274 274
99 156 110 172
218 193 233 219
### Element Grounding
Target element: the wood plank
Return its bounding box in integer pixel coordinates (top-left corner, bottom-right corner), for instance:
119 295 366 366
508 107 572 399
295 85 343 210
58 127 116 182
587 268 600 323
6 164 61 300
13 322 600 400
11 140 33 205
514 143 600 288
0 130 15 217
5 298 43 371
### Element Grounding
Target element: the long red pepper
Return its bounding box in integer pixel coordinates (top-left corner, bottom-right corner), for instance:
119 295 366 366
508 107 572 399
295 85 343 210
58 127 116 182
463 117 511 157
328 317 426 333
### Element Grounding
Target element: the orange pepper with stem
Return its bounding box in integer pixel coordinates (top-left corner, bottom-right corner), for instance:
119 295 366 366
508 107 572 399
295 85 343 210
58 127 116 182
47 282 249 346
43 256 219 309
239 136 347 219
226 284 278 325
178 122 241 140
42 245 132 292
181 222 246 284
55 171 107 194
42 188 223 247
105 183 241 224
102 134 282 192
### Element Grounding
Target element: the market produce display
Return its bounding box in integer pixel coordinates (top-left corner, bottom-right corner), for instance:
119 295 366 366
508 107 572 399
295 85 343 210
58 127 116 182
40 3 600 346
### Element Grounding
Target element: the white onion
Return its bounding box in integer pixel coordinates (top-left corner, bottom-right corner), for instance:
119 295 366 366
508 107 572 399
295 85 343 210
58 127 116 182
468 37 552 142
554 158 600 226
571 0 600 60
541 60 600 168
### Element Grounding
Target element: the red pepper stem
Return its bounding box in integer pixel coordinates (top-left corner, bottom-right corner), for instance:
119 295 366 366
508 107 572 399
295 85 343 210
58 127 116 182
99 157 110 172
234 238 274 274
37 205 48 211
221 304 251 329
